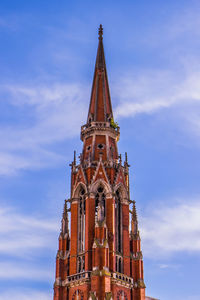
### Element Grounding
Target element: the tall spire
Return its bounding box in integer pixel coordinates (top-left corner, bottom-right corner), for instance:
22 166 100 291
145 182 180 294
54 26 146 300
87 24 113 123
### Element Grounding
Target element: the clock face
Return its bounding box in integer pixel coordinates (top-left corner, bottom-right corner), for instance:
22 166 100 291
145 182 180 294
117 290 128 300
72 289 84 300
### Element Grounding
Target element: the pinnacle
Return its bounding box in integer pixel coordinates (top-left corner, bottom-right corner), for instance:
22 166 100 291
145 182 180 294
132 201 138 221
61 199 69 235
130 200 139 237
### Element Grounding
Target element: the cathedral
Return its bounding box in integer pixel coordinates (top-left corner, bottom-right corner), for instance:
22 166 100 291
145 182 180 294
53 25 149 300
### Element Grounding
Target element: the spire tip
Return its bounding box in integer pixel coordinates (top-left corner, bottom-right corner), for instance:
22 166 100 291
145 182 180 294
98 24 103 40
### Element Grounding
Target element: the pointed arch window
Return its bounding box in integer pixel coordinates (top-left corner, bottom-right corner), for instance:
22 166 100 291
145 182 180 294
78 187 86 253
67 255 70 276
95 186 106 218
115 189 122 253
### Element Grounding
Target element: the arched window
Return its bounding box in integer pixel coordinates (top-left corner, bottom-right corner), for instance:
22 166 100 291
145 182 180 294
115 189 122 253
67 256 70 276
95 186 106 218
78 187 86 253
119 257 122 273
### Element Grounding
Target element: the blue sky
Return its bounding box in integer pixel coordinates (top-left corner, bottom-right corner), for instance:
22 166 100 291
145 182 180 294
0 0 200 299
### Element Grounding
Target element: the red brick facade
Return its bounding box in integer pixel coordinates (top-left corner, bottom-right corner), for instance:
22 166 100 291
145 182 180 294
53 25 146 300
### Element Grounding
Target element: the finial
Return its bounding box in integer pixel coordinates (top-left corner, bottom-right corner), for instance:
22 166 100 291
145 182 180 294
61 200 69 234
125 152 128 163
98 24 103 40
73 150 76 165
124 152 130 168
131 201 139 235
132 201 137 221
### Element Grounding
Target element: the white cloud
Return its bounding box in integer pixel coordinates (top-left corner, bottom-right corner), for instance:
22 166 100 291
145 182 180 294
113 5 200 125
1 67 200 176
0 150 64 176
0 83 89 175
0 290 51 300
0 205 58 256
140 199 200 257
158 263 180 270
0 203 58 287
0 204 57 296
1 5 200 177
0 262 52 281
114 69 200 119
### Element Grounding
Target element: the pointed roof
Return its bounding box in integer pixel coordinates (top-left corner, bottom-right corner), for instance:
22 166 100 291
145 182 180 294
87 25 113 123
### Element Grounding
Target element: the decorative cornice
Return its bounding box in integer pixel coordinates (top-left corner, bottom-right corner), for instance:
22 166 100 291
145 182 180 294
93 237 109 248
130 232 141 241
131 251 143 260
135 279 146 289
81 122 120 142
91 268 111 277
105 292 113 300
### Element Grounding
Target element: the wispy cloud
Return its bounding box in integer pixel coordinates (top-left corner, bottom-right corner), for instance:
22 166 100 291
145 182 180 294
114 68 200 119
113 4 200 129
0 262 52 281
158 263 180 270
0 83 89 175
0 290 51 300
0 205 58 256
0 203 57 296
140 198 200 257
1 65 200 176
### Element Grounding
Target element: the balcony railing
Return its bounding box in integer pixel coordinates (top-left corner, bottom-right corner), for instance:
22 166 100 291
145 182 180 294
65 271 91 284
111 272 134 285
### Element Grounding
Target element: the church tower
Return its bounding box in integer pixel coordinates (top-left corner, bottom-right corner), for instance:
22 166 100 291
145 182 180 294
53 25 146 300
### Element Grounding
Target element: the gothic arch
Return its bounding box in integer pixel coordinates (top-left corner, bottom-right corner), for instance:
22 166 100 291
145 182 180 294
90 179 112 197
76 185 86 255
73 182 87 199
114 183 128 202
115 185 123 255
